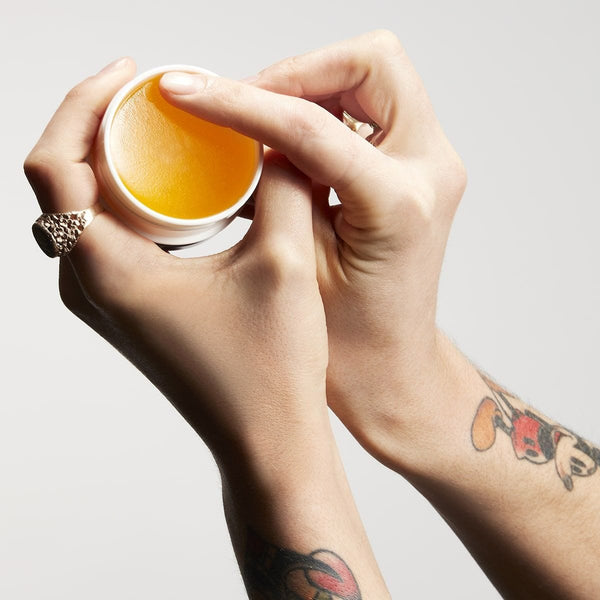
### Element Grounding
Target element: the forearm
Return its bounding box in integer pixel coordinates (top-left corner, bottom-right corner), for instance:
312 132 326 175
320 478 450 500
217 408 390 600
368 332 600 599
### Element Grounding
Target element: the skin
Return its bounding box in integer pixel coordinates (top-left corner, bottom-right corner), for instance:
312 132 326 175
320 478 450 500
159 29 467 472
25 58 329 459
26 30 600 599
160 30 600 599
24 57 390 599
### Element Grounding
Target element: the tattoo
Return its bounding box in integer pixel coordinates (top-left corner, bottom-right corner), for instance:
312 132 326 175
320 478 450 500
471 372 599 491
243 528 361 600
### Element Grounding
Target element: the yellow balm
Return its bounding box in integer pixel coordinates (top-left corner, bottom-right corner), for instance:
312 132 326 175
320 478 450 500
94 65 263 248
111 75 258 220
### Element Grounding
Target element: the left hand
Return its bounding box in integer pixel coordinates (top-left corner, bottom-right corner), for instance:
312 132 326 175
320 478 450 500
25 58 330 470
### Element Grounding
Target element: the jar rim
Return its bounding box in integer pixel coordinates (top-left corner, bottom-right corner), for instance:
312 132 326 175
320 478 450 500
98 64 263 229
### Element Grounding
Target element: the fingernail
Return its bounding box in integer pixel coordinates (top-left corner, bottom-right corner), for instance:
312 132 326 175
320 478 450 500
98 57 129 75
161 72 207 94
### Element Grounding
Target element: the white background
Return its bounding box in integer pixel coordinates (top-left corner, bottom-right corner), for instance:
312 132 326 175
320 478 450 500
2 1 599 598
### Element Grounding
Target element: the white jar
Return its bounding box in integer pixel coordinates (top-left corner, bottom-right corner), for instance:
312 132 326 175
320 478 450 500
93 65 263 249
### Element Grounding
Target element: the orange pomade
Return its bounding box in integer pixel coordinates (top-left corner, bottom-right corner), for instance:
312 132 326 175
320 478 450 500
110 75 259 220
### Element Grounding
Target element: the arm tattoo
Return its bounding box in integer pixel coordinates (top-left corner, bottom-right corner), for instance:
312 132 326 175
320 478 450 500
471 372 599 491
243 528 362 600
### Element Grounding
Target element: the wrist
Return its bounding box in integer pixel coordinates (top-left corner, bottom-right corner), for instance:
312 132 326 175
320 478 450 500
343 330 487 479
214 398 337 490
217 409 393 600
217 412 352 543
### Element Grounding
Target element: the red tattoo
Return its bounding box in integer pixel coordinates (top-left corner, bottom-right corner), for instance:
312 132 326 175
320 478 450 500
244 528 361 600
471 374 599 490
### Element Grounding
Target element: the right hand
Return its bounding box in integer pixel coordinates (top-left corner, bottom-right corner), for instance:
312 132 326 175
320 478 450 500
160 30 467 464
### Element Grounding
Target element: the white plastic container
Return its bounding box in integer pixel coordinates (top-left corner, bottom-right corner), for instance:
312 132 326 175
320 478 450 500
93 65 263 248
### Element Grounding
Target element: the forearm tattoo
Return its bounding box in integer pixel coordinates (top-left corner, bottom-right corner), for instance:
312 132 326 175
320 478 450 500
471 373 600 490
243 528 361 600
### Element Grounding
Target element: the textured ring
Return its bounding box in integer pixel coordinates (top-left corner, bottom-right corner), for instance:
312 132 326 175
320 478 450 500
32 202 104 258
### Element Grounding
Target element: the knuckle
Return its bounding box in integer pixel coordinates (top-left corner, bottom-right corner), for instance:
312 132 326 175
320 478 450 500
265 54 299 77
212 79 249 117
270 55 306 94
23 148 58 183
209 77 242 111
389 167 438 232
329 134 363 192
437 152 468 210
368 29 404 55
63 79 91 104
449 155 468 195
399 157 466 237
273 55 300 78
257 238 313 287
288 99 329 142
71 237 160 316
259 155 311 198
402 190 436 232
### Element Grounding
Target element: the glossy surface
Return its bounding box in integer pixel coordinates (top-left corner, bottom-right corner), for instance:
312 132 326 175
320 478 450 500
110 75 259 219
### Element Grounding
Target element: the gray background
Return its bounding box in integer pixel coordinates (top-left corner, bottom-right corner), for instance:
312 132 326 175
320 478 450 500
2 1 599 598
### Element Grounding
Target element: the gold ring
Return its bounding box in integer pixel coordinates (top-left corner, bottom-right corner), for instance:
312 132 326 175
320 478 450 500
32 202 104 258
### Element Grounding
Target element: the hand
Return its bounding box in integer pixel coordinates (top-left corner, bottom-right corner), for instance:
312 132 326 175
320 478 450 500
159 30 467 467
24 57 330 469
158 33 600 600
25 59 394 600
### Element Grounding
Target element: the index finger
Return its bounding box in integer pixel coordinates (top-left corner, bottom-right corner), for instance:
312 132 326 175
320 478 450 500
159 72 398 230
249 30 441 155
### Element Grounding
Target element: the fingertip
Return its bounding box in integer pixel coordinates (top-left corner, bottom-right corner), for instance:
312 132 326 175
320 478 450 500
160 72 197 96
160 72 216 97
96 56 136 76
